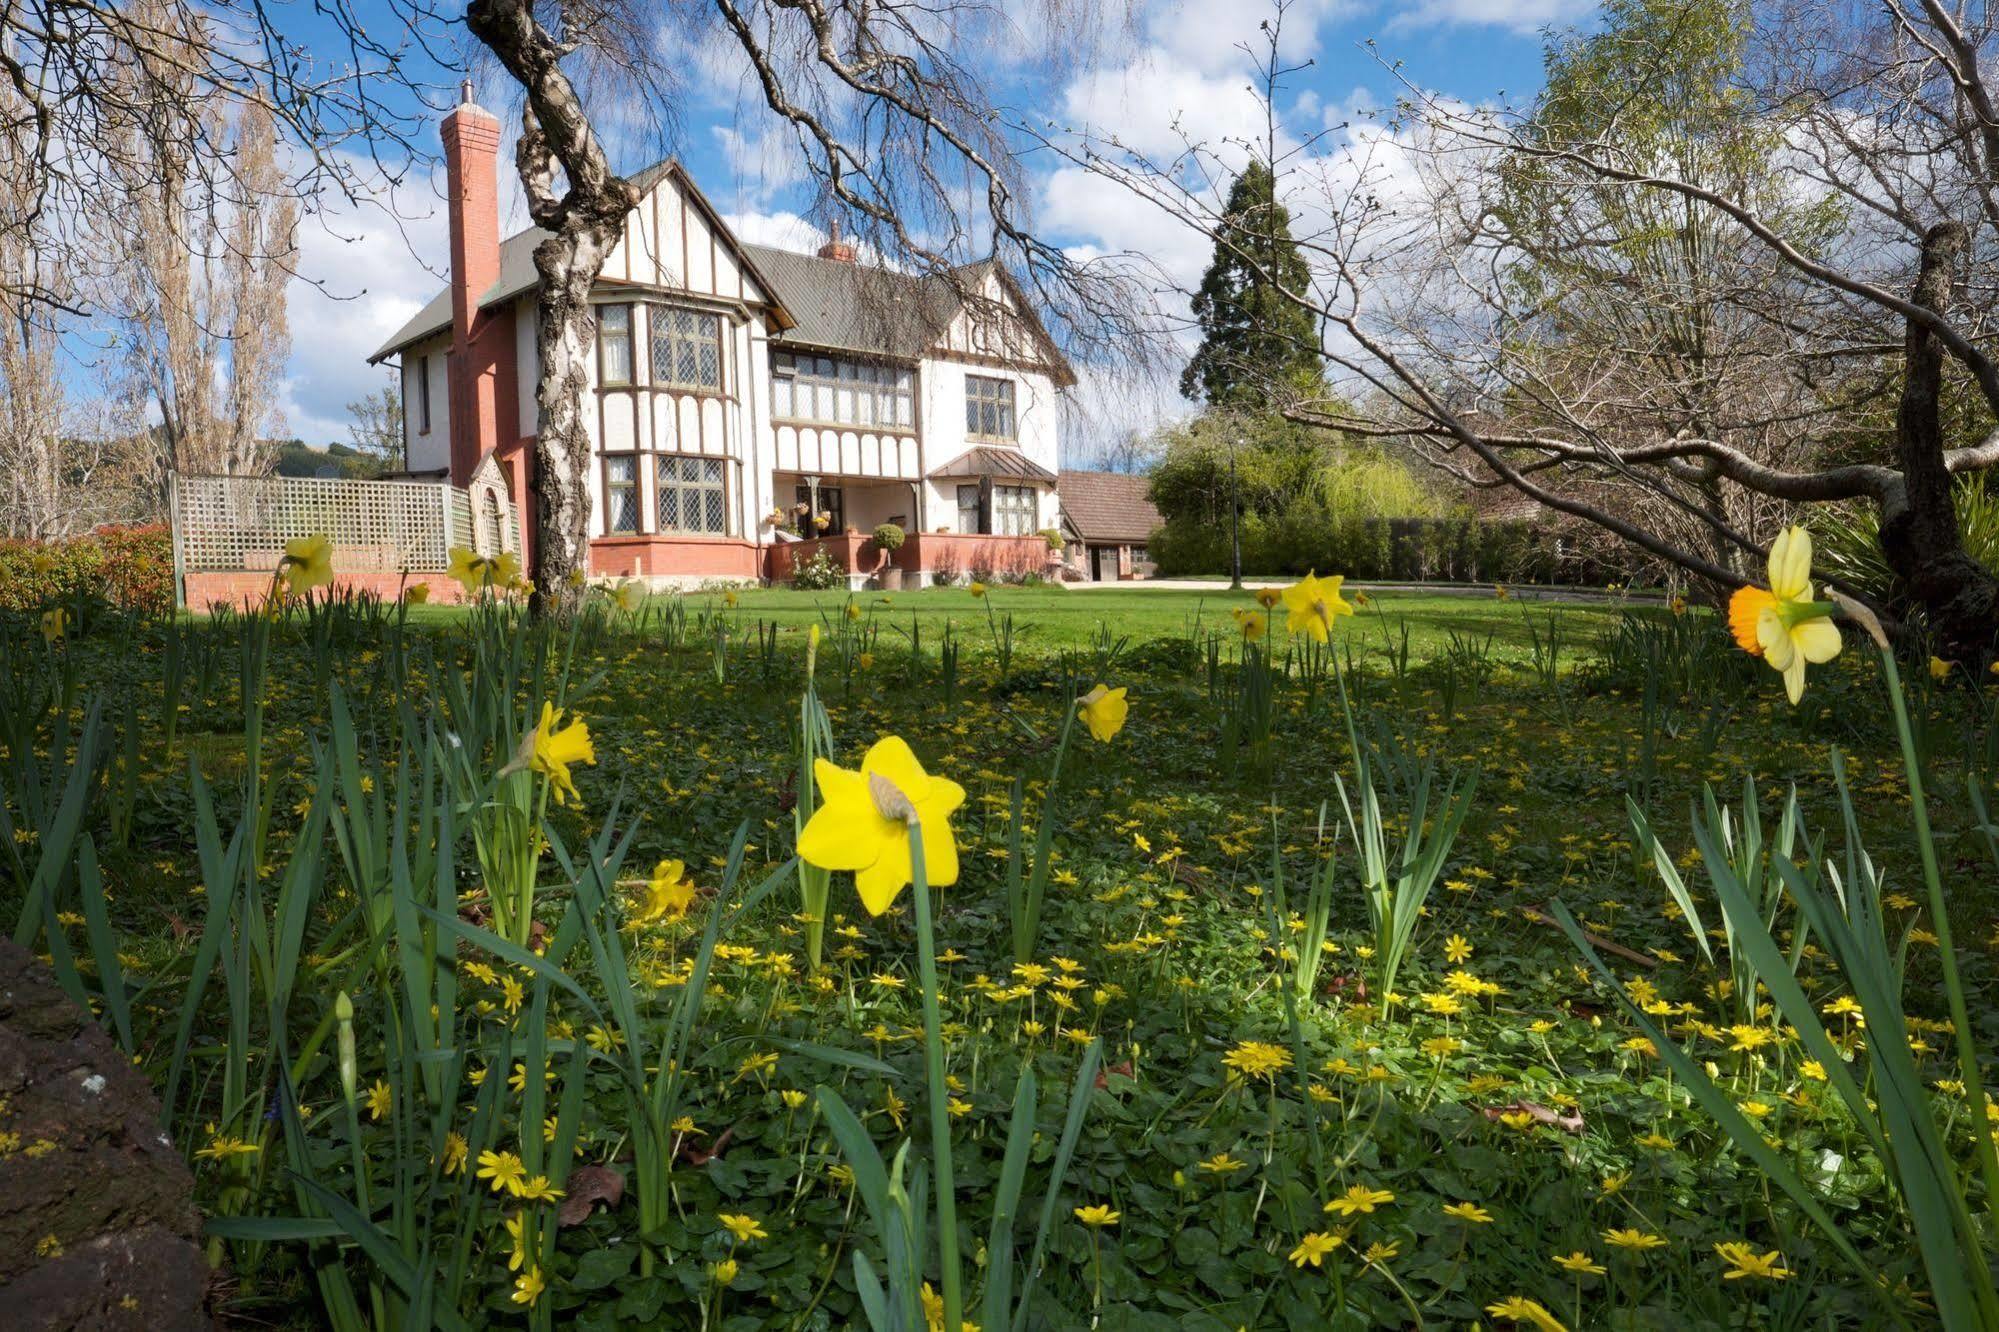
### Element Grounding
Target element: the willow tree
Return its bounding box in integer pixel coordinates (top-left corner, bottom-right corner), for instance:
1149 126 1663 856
1052 0 1999 656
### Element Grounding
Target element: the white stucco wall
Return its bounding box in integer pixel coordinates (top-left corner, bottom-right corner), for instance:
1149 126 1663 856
400 333 452 475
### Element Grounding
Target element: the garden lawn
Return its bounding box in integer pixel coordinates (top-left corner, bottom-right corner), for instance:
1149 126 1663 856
5 585 1994 1330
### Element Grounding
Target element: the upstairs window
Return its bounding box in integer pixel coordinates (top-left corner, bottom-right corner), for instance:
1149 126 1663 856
772 352 915 429
965 375 1015 441
649 304 724 391
598 303 633 385
414 355 431 434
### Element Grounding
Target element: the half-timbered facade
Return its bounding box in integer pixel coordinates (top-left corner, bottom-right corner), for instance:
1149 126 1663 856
370 91 1074 586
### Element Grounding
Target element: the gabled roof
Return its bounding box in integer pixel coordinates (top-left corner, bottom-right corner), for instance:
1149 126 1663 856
368 159 1079 388
744 243 955 359
1057 470 1162 544
368 160 793 364
928 445 1058 483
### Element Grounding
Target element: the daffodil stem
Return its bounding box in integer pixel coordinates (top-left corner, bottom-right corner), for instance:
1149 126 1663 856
906 821 963 1331
1879 647 1999 1229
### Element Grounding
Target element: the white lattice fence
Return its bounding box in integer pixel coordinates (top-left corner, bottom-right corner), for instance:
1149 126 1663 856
172 472 515 574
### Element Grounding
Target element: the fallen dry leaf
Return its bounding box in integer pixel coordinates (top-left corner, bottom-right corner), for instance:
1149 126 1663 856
1481 1100 1584 1134
556 1165 625 1228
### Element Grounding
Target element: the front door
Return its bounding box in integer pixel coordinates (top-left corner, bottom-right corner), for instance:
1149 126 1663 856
1090 546 1106 581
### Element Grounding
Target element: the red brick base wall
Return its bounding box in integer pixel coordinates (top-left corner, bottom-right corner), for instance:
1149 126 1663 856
182 570 476 610
590 536 762 581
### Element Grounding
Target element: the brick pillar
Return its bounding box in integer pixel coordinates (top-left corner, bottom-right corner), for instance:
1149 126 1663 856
441 85 509 489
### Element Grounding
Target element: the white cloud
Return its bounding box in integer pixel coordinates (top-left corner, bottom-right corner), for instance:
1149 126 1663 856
712 123 810 208
721 209 826 251
1390 0 1593 33
281 160 451 444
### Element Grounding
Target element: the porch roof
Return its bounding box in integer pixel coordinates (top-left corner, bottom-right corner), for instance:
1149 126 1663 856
926 445 1057 484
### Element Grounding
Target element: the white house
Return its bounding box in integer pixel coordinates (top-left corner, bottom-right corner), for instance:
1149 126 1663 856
369 89 1075 586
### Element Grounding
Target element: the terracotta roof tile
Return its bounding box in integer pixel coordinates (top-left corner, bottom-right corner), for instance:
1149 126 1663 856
1057 470 1162 544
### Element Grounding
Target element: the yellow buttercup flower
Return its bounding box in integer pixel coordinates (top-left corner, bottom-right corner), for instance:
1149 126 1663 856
1324 1183 1395 1217
511 1267 545 1306
1728 526 1840 704
281 534 335 594
1486 1297 1567 1332
1443 1201 1492 1224
1280 570 1353 644
1288 1230 1345 1268
1073 1204 1119 1227
718 1212 767 1242
1714 1240 1791 1280
1077 684 1128 742
796 736 964 915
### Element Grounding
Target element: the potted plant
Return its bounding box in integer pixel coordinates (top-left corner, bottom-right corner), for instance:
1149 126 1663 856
871 522 907 591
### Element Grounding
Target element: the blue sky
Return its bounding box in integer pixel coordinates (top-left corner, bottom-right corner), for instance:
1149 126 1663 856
284 0 1593 453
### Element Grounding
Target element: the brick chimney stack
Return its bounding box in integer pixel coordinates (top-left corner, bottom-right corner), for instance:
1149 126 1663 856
442 81 504 487
816 218 857 263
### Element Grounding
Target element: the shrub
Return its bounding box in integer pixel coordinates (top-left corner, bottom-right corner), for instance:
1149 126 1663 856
0 525 174 614
1810 474 1999 605
871 523 906 552
1039 527 1064 551
790 548 843 591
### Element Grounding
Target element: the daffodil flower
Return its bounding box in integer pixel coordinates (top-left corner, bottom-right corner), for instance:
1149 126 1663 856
1280 570 1353 643
1077 684 1128 742
796 736 964 915
447 545 520 594
504 702 596 805
1727 526 1841 704
281 534 334 595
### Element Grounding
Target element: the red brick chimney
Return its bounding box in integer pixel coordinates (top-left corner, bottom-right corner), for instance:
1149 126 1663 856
816 218 857 263
442 81 505 488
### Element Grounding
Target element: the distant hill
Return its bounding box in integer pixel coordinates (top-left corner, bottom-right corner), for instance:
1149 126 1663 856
270 439 393 480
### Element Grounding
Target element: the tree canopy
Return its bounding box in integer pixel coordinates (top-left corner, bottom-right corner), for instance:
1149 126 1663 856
1179 160 1323 411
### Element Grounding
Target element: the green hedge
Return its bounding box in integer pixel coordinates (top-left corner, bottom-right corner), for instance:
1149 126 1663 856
1149 512 1608 585
0 525 175 613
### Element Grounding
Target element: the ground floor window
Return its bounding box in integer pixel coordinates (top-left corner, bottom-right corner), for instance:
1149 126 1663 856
994 484 1036 536
795 484 843 535
604 455 639 534
659 455 728 535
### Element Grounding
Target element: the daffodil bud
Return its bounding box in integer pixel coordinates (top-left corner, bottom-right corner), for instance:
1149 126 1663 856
807 623 820 679
334 991 358 1106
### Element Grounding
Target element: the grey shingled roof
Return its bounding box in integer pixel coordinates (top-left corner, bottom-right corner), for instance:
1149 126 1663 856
368 159 1076 387
742 243 955 359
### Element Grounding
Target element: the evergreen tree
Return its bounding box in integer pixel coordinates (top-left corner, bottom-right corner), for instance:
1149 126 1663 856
1179 159 1323 410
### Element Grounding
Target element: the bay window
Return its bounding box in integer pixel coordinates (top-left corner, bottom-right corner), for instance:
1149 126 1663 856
658 455 728 535
649 304 724 391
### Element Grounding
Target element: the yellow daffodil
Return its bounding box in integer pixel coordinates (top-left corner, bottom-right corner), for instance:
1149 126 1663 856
1930 655 1954 680
1727 526 1840 704
968 581 987 598
612 578 645 613
1254 587 1281 610
39 608 65 644
796 735 964 915
1077 684 1128 742
281 534 335 595
447 545 519 594
633 858 697 924
403 582 431 605
1231 607 1266 641
1280 570 1353 643
509 702 595 806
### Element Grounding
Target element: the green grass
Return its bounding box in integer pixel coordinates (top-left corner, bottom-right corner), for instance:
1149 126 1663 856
6 585 1992 1330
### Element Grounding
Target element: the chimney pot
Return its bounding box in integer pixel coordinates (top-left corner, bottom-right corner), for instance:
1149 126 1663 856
816 218 857 263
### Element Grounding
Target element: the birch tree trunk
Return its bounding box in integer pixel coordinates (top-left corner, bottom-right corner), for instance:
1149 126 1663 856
467 0 636 616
